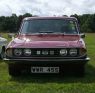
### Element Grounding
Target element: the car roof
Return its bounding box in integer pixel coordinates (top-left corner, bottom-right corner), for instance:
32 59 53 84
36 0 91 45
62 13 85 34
23 16 78 21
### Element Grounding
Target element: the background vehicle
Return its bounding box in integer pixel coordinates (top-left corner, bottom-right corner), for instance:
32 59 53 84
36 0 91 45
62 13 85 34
4 17 90 76
0 35 7 59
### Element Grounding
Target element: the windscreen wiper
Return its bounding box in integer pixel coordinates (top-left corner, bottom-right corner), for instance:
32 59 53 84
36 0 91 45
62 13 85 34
38 31 54 34
53 32 65 35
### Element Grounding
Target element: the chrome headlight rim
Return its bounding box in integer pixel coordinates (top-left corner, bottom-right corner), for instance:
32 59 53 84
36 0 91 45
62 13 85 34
69 48 77 56
14 48 22 56
60 49 67 56
24 48 31 56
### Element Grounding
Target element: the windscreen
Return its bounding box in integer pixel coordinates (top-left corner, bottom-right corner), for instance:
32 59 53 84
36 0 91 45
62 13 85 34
21 19 78 34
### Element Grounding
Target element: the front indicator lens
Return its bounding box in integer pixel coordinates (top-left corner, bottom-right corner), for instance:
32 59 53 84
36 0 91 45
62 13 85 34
14 49 22 56
79 48 86 56
60 49 67 56
24 49 31 56
69 49 77 56
6 48 12 57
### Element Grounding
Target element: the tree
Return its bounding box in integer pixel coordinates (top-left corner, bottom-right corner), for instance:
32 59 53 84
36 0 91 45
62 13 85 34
0 13 95 33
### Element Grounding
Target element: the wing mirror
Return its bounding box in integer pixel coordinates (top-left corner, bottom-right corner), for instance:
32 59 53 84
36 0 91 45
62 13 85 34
80 33 85 38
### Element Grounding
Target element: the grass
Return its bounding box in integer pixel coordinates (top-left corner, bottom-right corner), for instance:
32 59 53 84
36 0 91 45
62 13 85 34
0 33 95 93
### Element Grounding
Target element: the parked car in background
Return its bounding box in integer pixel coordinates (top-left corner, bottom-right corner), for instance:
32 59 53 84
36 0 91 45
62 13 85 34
0 35 7 59
4 17 90 76
8 33 15 38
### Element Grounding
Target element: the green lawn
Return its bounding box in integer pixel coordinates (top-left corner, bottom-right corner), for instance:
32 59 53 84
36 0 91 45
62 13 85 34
0 33 95 93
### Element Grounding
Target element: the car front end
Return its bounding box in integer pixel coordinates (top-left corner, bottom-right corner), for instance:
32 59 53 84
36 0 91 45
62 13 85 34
4 17 90 76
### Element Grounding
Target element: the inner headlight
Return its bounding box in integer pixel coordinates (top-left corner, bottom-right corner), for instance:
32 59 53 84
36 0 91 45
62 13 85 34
24 49 31 56
69 49 77 56
14 49 22 56
60 49 67 56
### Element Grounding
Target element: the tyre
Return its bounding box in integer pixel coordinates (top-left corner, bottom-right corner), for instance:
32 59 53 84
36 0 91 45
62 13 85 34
61 64 85 77
8 64 21 76
74 64 85 77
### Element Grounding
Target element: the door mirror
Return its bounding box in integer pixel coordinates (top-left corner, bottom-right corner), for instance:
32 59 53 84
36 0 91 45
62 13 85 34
80 33 85 38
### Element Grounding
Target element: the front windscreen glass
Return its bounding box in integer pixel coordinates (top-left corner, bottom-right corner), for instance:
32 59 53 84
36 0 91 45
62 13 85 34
21 19 78 34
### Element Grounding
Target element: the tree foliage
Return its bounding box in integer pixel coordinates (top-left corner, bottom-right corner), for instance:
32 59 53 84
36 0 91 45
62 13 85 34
0 13 95 33
71 14 95 33
0 13 32 33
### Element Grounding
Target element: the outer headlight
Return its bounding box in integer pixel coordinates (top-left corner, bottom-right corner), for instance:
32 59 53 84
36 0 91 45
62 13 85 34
14 49 22 56
69 49 77 56
60 49 67 56
24 49 31 56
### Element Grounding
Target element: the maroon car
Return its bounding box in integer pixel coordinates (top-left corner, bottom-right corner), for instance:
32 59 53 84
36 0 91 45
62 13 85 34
4 17 90 76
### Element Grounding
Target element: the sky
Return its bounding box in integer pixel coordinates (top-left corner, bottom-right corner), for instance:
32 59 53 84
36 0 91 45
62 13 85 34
0 0 95 16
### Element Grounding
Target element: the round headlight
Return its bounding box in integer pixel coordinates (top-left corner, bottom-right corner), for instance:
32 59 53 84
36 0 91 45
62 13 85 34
24 49 31 56
14 49 22 56
60 49 67 56
69 49 77 56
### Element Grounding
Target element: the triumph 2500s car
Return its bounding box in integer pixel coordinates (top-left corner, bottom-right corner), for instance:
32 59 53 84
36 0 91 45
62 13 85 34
4 17 90 76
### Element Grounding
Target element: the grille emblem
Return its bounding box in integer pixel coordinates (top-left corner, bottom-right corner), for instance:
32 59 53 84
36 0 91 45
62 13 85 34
37 51 41 55
42 50 48 55
50 51 54 55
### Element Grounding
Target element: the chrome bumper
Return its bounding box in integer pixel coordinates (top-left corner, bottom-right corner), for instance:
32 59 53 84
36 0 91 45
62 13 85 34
4 57 90 64
4 57 90 61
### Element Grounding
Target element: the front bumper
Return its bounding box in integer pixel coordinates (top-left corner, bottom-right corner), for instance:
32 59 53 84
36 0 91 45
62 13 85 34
4 57 90 65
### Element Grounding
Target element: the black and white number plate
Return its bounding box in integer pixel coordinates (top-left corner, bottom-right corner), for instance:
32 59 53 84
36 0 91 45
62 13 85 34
31 67 59 73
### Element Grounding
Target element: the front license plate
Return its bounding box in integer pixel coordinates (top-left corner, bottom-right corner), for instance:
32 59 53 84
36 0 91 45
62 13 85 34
31 67 59 73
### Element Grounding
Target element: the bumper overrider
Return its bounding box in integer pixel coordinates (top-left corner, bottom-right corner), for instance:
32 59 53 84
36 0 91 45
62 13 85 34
4 57 90 65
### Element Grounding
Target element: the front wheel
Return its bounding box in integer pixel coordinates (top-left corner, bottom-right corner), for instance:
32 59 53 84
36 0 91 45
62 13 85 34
61 64 85 77
8 64 21 77
75 64 85 77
